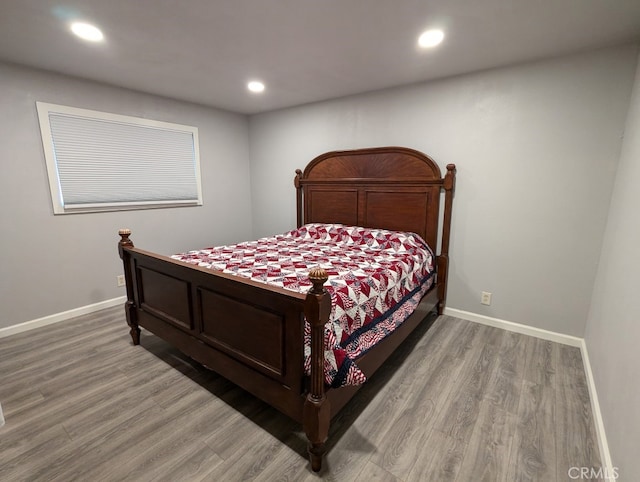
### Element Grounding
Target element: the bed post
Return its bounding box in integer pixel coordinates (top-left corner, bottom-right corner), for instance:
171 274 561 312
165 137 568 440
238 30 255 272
118 229 140 345
294 169 303 228
303 267 331 472
437 164 456 315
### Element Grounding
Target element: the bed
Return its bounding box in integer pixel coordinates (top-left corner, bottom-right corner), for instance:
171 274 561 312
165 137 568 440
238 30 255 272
117 146 456 471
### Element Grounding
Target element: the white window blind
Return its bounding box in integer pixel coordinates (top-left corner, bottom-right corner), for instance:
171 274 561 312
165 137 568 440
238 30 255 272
37 102 202 214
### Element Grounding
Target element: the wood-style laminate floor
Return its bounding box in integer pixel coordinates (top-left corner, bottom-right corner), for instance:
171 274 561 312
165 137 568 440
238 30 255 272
0 307 602 481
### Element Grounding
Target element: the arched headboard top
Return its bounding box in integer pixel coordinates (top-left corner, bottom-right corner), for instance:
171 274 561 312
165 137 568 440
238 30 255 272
295 146 456 255
302 146 443 181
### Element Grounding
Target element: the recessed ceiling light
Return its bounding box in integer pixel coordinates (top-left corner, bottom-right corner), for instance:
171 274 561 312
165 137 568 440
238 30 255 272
418 29 444 48
70 22 104 42
247 81 265 93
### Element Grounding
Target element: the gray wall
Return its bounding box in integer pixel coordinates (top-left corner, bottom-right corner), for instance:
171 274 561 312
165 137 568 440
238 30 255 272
0 62 253 329
249 45 637 336
585 53 640 479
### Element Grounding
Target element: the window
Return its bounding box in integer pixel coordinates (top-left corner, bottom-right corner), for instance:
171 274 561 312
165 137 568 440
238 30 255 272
36 102 202 214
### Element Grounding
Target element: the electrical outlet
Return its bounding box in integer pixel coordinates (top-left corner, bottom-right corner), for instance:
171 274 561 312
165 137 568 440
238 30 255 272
117 275 126 287
481 291 492 305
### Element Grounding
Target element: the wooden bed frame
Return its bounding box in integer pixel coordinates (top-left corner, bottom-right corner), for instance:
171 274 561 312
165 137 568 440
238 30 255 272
117 146 456 471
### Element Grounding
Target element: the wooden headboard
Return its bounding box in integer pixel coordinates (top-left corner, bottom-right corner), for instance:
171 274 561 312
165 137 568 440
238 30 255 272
294 146 456 255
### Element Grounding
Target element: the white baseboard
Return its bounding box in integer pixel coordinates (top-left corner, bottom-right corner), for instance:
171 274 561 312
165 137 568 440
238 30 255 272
0 296 126 339
443 307 613 479
579 340 615 481
443 307 583 347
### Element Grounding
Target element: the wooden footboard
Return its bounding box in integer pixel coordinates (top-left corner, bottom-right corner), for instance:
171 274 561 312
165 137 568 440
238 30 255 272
118 230 327 423
119 230 336 469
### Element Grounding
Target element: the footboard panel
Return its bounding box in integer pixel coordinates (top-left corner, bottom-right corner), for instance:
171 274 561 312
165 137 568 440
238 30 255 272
123 246 308 421
137 266 194 331
199 287 287 378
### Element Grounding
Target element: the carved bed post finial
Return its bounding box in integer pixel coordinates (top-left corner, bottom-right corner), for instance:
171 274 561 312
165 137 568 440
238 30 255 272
118 228 133 258
295 169 303 228
117 228 140 345
437 164 456 314
308 267 328 293
303 266 331 472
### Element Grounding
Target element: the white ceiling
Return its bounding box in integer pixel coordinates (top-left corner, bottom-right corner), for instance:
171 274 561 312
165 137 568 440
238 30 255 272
1 0 639 114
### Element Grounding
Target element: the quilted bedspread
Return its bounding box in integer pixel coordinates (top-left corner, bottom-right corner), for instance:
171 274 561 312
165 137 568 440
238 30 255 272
171 224 435 387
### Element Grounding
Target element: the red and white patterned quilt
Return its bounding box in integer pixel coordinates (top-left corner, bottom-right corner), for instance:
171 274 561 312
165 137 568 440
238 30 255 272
171 224 435 387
